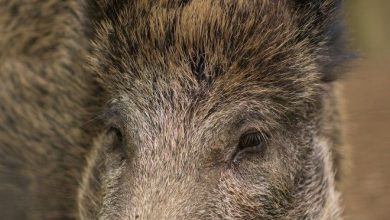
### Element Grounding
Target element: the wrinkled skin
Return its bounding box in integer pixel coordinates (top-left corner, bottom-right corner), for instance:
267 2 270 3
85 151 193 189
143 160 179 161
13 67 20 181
0 0 350 219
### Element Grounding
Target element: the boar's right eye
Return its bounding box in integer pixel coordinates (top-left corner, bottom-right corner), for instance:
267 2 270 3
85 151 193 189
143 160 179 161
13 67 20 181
105 126 125 153
104 125 129 163
106 126 123 142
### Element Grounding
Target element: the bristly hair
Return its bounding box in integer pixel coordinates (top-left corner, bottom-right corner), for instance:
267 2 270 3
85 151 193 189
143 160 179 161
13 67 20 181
290 0 354 82
86 0 352 91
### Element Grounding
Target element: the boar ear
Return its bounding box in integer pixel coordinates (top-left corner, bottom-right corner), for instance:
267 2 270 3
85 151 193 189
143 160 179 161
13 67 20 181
292 0 353 82
292 0 342 37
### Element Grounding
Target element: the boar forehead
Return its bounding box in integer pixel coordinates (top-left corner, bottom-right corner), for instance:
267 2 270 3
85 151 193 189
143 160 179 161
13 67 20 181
91 0 323 108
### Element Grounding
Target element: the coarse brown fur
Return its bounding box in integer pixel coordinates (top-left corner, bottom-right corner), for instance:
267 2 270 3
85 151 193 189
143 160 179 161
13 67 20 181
0 1 100 219
0 0 351 219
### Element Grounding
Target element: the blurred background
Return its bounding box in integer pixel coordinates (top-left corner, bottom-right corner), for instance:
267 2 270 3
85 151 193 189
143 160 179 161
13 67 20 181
343 1 390 219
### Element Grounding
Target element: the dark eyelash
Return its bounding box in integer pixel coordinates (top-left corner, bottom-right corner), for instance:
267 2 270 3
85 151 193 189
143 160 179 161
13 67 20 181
232 131 267 163
238 132 263 149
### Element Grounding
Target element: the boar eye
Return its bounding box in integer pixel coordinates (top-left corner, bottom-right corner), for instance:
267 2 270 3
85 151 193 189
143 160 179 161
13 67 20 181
105 126 128 162
233 130 266 162
106 126 124 150
107 126 123 141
